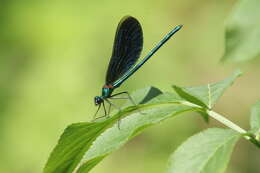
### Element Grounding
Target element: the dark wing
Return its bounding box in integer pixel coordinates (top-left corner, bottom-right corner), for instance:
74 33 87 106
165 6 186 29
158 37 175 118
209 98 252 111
105 16 143 85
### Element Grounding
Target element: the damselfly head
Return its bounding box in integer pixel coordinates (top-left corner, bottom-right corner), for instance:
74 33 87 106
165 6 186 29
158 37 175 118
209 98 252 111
94 96 103 105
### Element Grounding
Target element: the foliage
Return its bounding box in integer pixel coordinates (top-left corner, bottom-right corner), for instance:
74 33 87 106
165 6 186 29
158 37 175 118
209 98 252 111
44 69 260 173
222 0 260 62
167 129 240 173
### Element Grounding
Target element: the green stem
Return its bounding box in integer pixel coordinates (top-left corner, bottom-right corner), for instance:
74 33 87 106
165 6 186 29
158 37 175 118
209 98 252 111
180 101 260 146
206 110 247 134
207 110 260 148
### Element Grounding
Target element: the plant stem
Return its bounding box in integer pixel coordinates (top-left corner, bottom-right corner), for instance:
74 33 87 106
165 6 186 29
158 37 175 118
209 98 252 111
206 110 260 148
179 101 260 147
206 110 247 134
181 101 248 137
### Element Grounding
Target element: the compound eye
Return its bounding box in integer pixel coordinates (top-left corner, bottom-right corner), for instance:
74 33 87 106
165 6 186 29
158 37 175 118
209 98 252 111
94 96 103 105
94 97 98 105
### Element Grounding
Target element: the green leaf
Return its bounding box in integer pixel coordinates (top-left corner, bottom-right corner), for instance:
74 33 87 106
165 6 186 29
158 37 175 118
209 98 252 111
43 86 162 173
173 70 242 109
43 122 108 173
167 128 240 173
123 86 163 107
222 0 260 62
76 92 195 173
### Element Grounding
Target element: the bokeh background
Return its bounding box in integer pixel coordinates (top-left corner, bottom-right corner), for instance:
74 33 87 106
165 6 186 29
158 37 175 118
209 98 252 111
1 0 260 172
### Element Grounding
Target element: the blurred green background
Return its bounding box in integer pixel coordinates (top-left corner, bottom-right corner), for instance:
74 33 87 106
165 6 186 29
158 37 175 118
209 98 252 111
1 0 260 172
